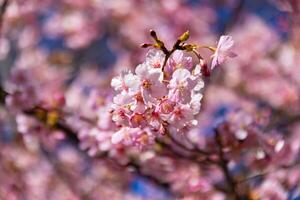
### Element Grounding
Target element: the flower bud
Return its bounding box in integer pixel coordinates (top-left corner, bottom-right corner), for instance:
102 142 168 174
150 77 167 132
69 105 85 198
200 59 210 77
150 30 158 40
141 43 152 48
178 30 190 42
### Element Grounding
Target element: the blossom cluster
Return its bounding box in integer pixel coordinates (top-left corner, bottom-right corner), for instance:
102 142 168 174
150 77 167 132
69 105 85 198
110 49 204 147
108 32 237 148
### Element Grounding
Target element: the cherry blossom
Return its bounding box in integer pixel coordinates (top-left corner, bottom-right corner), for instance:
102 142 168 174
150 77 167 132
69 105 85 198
168 68 198 104
110 49 206 145
211 35 237 69
135 63 166 104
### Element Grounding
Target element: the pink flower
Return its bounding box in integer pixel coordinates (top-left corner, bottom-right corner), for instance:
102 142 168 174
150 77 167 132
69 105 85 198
113 93 135 107
111 102 129 126
156 98 176 114
255 178 288 200
148 115 166 134
79 128 112 156
166 104 195 130
129 113 147 128
211 35 237 69
145 49 165 69
111 127 131 144
111 127 154 147
111 70 140 94
135 63 167 104
190 93 203 114
273 0 300 12
167 51 193 73
130 92 146 113
110 49 204 146
131 128 155 148
168 68 198 104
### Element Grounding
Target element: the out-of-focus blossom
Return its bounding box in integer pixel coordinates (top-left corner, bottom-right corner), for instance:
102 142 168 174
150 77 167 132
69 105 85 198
254 178 288 200
272 0 300 12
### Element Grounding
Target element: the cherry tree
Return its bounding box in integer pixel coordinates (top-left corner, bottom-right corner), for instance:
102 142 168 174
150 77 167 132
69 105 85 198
0 0 299 199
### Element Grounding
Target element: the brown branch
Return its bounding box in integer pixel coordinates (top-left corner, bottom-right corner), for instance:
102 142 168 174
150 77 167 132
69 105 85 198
46 112 173 191
40 146 88 199
0 86 7 104
0 85 173 192
237 158 300 184
0 0 9 35
221 0 245 34
142 30 192 78
166 132 211 156
231 82 300 131
214 128 242 200
156 138 215 165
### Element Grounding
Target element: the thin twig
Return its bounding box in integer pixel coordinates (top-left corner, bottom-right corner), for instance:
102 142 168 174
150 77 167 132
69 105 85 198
40 146 88 199
0 86 174 192
214 128 241 200
221 0 245 34
237 158 300 183
0 0 9 35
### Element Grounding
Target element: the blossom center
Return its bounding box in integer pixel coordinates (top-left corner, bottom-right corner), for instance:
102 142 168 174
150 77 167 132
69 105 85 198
152 62 161 68
177 83 186 93
134 92 144 102
160 101 175 114
174 108 183 118
142 79 152 90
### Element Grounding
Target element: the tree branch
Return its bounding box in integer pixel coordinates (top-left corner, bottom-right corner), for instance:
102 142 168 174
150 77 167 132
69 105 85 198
0 85 173 192
0 0 9 34
214 128 242 200
221 0 245 34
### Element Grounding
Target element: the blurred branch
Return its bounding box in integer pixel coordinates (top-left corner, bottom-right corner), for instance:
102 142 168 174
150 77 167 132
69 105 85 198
214 128 244 200
264 106 300 131
232 83 300 131
237 158 300 183
165 132 212 156
0 86 7 104
0 85 173 192
156 138 215 165
40 146 87 199
221 0 245 34
0 149 26 199
39 111 173 191
0 0 9 34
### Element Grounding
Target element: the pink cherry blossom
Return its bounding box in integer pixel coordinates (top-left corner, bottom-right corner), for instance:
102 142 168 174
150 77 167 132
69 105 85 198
145 49 165 69
167 50 193 75
135 63 167 104
166 104 195 130
211 35 237 69
111 70 140 94
110 49 206 146
168 68 198 104
111 127 154 148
